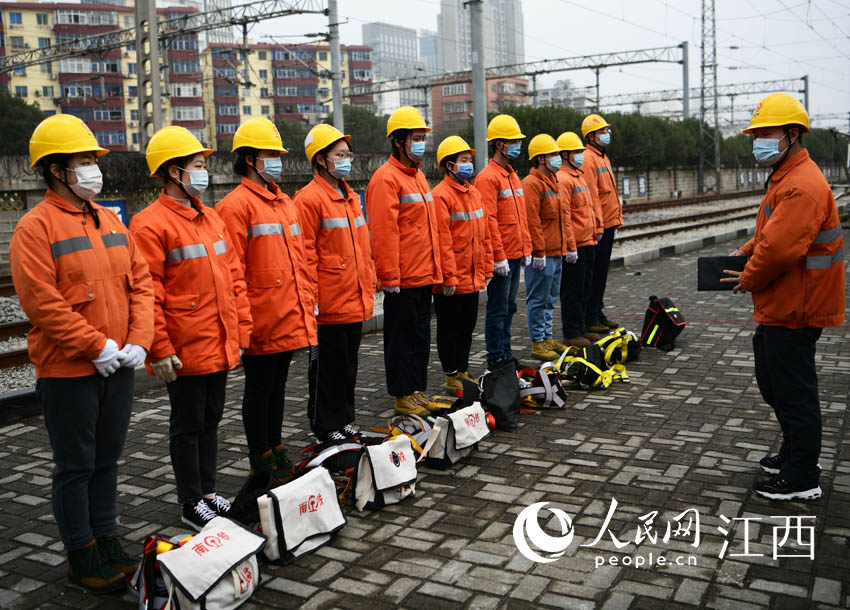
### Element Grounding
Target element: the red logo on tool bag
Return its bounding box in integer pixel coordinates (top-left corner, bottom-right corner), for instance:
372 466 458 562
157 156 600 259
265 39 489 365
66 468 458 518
300 494 325 515
390 451 406 466
216 531 230 541
464 412 480 427
204 535 223 549
238 566 253 594
192 542 209 556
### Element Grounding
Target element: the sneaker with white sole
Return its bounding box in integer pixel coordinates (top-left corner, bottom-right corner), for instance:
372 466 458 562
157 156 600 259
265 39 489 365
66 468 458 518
181 498 217 531
753 476 822 501
759 454 822 476
203 494 231 516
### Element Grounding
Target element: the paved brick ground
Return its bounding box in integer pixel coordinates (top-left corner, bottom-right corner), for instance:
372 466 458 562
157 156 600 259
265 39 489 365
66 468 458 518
0 230 847 610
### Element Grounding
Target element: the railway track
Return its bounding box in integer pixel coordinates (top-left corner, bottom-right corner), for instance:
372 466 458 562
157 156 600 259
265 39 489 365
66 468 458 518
0 276 15 297
623 189 762 214
619 203 758 235
617 211 758 243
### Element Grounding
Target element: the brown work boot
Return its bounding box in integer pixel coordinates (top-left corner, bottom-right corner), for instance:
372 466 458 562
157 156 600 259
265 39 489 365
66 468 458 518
531 341 559 361
67 539 125 594
394 395 430 416
457 371 477 384
599 315 619 328
587 321 608 333
445 374 463 395
564 336 591 348
270 444 295 484
545 338 568 354
96 533 139 576
583 331 603 341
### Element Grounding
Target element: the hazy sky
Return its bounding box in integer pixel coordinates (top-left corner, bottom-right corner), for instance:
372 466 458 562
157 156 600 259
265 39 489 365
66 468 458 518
242 0 850 129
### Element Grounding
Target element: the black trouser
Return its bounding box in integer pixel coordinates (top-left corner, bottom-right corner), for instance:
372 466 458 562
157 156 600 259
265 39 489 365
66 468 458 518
38 368 134 551
753 324 823 486
166 371 227 505
434 291 480 375
241 351 294 456
308 322 362 435
588 227 616 325
383 285 432 397
561 245 596 339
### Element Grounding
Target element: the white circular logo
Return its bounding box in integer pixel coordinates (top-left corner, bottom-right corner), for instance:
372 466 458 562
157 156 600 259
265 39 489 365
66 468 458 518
512 502 574 563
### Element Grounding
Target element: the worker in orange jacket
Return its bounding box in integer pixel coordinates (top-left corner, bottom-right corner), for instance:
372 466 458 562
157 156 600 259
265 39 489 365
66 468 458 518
722 94 845 502
366 106 445 416
294 123 376 441
432 136 493 395
10 115 154 592
215 118 316 485
557 131 599 348
521 134 573 362
474 114 532 371
581 113 622 333
130 127 253 531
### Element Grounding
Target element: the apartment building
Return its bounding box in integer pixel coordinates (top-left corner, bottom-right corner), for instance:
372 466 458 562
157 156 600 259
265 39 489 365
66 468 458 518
430 74 529 135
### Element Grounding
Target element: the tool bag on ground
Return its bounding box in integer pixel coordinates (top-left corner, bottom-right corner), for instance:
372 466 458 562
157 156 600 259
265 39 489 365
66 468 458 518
556 345 630 390
420 402 491 470
478 360 521 431
292 441 365 508
354 435 417 511
256 466 347 564
157 516 266 610
595 327 641 365
518 363 568 408
640 295 686 351
371 414 432 457
127 533 191 610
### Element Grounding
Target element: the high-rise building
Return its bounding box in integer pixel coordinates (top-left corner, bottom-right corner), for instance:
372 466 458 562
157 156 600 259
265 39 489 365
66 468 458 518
419 29 440 75
160 0 235 49
438 0 524 72
535 79 590 110
361 21 425 110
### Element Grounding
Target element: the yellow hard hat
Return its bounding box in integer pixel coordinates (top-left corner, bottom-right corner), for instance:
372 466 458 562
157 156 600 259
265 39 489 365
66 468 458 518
527 134 559 160
386 106 431 137
743 93 810 134
581 113 611 138
557 131 585 152
145 126 212 176
29 114 109 168
231 117 288 153
487 114 525 141
436 135 475 166
304 123 351 163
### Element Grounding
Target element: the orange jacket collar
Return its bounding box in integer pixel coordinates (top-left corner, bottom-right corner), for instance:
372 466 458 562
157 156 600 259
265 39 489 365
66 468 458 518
488 158 516 177
530 167 558 188
240 176 286 202
559 165 582 179
388 154 420 176
769 149 810 184
587 143 607 158
440 173 470 194
157 191 207 220
43 189 90 214
311 173 352 201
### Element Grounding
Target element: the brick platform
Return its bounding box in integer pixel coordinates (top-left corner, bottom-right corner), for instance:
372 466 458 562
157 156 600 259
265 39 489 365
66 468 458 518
0 230 847 610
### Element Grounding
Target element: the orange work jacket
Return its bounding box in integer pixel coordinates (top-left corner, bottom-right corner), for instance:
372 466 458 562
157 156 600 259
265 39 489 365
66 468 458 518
10 190 154 378
130 192 253 375
432 174 493 295
216 178 317 353
474 159 532 263
558 165 598 248
522 167 574 257
365 155 443 289
583 144 623 230
293 174 376 325
739 150 845 328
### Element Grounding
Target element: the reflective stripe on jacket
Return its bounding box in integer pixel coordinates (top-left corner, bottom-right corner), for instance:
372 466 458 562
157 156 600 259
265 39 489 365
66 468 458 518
583 145 623 229
10 190 155 378
558 165 598 248
739 150 845 328
216 178 318 352
365 155 442 289
130 192 253 375
522 167 574 257
293 174 376 325
473 159 532 262
432 174 493 294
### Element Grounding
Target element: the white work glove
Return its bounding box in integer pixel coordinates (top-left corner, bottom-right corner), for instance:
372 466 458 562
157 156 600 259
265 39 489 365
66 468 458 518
564 251 578 264
523 255 532 267
532 256 546 270
151 354 183 384
92 338 121 377
614 229 619 238
485 277 492 287
729 247 746 256
383 285 400 294
442 285 456 296
494 260 509 276
314 302 319 316
117 343 147 369
596 233 603 241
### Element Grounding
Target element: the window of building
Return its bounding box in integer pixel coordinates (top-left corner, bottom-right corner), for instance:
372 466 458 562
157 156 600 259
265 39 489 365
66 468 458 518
131 109 139 121
216 104 239 116
259 69 268 80
442 84 467 96
95 130 125 146
171 60 199 74
10 36 25 50
261 105 270 115
213 66 237 79
15 86 28 98
126 42 136 51
352 69 371 80
66 107 93 121
128 86 138 97
42 86 54 98
55 10 86 25
169 36 198 51
171 83 200 97
132 132 139 145
94 107 124 121
188 128 206 143
59 58 91 73
101 61 121 73
211 50 236 60
242 106 251 115
13 67 26 76
40 64 51 74
319 52 327 61
260 87 270 98
38 38 50 49
442 101 468 114
298 103 316 113
37 13 49 26
9 13 23 26
217 123 238 134
318 88 329 98
123 16 133 28
173 106 203 121
258 51 267 60
350 51 371 61
64 82 97 97
214 85 238 96
275 86 298 97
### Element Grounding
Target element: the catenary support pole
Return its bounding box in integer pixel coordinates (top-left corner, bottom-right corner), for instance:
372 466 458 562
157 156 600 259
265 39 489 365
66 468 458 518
329 0 344 132
468 0 487 170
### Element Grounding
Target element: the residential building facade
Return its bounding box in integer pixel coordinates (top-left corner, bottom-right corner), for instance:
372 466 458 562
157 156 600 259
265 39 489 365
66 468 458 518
437 0 524 72
430 73 529 135
361 21 425 109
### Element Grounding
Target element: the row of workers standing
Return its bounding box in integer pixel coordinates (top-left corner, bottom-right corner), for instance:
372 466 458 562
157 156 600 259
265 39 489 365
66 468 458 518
9 104 622 593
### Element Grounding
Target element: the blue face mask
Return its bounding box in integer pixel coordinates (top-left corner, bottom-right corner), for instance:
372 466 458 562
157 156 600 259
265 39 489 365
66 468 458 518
752 134 787 165
329 158 352 179
408 141 426 161
598 132 611 147
454 162 474 180
180 168 209 197
505 143 522 159
258 156 282 183
546 155 562 172
572 153 584 167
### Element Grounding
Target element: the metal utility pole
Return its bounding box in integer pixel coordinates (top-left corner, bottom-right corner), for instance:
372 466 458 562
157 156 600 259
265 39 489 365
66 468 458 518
680 41 689 119
467 0 487 172
135 0 162 150
802 74 809 111
594 67 601 111
328 0 344 131
698 0 720 193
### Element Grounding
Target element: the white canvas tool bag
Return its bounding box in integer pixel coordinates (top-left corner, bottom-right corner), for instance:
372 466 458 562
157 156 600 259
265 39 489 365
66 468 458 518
157 516 266 610
420 403 491 470
355 435 417 511
257 466 346 564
